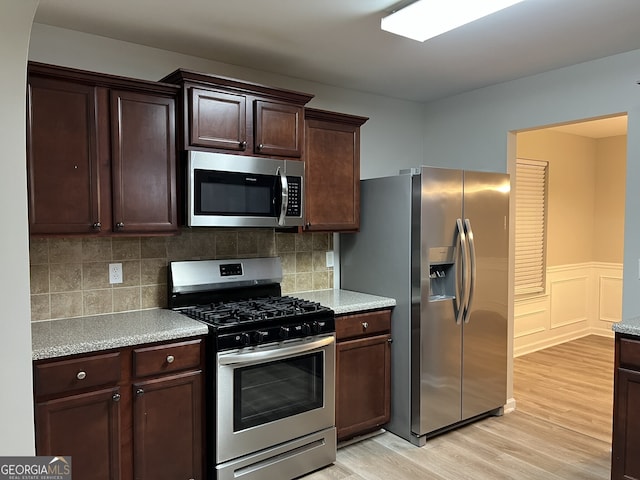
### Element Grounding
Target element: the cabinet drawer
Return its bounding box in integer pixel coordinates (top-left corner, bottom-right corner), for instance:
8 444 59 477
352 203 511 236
34 352 122 398
133 339 202 378
336 310 391 341
619 337 640 370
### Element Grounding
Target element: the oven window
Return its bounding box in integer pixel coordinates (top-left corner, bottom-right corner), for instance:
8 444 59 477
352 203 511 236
233 352 323 431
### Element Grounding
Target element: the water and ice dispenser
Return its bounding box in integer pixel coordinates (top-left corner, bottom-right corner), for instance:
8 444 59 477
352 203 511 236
428 246 456 301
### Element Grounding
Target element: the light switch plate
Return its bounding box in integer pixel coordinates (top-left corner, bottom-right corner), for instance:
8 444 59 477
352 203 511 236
109 263 123 284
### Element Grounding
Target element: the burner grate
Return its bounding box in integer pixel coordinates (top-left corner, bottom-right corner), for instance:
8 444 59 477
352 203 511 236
179 296 328 327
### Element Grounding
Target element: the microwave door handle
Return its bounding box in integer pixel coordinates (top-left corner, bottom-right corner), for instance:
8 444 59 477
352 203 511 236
277 166 288 226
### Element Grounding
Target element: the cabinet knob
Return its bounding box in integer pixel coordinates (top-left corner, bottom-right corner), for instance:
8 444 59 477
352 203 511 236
136 388 144 397
76 371 87 380
239 141 247 150
166 355 175 364
112 393 121 402
257 143 264 151
116 222 125 229
362 322 369 330
92 222 101 230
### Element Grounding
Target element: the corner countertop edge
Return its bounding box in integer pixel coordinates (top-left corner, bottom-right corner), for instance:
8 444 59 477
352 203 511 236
294 289 396 316
613 318 640 337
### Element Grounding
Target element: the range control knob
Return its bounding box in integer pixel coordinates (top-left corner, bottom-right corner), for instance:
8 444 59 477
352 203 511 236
238 333 251 346
311 321 323 334
301 323 311 336
254 331 268 343
279 326 290 340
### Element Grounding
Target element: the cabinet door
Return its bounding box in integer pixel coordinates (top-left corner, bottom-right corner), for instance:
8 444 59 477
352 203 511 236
336 333 391 441
304 115 364 232
35 387 122 480
133 370 203 480
110 90 177 234
612 367 640 480
254 100 303 157
27 76 101 234
189 87 247 151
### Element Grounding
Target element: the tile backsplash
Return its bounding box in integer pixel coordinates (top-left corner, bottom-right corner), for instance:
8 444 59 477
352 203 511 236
29 228 334 321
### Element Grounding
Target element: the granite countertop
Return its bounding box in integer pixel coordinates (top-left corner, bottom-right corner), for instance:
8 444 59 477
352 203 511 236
32 290 395 360
32 309 208 361
294 289 396 315
613 317 640 337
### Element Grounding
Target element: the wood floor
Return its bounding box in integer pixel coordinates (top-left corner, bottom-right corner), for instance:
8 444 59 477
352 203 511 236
302 335 614 480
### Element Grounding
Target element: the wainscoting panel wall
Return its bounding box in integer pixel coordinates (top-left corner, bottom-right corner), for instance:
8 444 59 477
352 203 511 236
514 262 622 356
549 272 589 329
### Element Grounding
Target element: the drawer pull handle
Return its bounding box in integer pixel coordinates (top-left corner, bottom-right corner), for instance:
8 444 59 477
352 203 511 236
112 393 121 402
166 355 175 364
76 371 87 380
362 322 369 330
136 388 144 397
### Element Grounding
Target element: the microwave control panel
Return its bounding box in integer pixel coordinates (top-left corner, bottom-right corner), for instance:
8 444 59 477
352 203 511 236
286 177 302 217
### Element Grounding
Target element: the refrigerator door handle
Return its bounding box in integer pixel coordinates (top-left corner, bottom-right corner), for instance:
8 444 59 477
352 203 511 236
456 218 468 326
463 218 477 323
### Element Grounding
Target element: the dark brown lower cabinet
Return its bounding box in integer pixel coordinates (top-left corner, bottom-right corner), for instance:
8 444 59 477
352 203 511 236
133 371 202 480
34 338 205 480
35 387 122 480
335 309 391 442
611 333 640 480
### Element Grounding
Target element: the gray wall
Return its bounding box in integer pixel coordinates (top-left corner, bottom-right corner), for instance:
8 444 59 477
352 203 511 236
29 23 425 180
419 49 640 319
0 0 38 455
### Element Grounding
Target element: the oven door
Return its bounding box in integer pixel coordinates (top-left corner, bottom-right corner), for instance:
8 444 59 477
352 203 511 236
216 334 335 463
188 151 304 228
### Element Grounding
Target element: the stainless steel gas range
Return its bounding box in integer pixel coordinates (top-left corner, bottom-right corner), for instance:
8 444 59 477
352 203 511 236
168 257 336 480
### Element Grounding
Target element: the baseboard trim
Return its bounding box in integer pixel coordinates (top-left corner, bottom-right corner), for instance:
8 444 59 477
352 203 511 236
503 397 516 414
514 330 591 357
515 330 614 357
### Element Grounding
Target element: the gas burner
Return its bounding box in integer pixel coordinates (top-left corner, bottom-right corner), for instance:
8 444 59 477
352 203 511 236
180 296 327 327
168 257 335 350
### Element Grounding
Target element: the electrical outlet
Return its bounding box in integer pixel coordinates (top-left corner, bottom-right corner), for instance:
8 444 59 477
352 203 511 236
109 263 123 284
326 251 334 268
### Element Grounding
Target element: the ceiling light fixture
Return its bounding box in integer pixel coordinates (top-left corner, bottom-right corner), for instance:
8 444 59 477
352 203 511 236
381 0 526 42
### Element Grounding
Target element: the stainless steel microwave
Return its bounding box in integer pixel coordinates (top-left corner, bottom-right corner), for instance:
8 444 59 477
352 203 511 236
187 151 304 228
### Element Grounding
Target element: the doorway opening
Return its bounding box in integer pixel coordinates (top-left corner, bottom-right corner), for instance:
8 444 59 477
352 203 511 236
512 113 626 355
510 113 627 448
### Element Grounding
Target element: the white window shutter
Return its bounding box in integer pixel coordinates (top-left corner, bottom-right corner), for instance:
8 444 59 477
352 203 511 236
515 158 548 296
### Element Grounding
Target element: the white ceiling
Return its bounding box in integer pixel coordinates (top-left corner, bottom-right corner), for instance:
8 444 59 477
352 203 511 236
33 1 637 138
33 0 640 104
545 115 628 138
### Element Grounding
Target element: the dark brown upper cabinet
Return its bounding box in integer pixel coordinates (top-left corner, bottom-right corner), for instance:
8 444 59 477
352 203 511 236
161 69 313 158
27 62 179 236
303 108 368 232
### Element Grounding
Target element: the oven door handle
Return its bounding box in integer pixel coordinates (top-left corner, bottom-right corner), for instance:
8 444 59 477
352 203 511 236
218 336 334 366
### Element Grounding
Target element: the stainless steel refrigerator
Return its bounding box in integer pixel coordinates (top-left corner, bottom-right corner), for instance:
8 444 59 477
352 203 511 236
340 166 509 446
